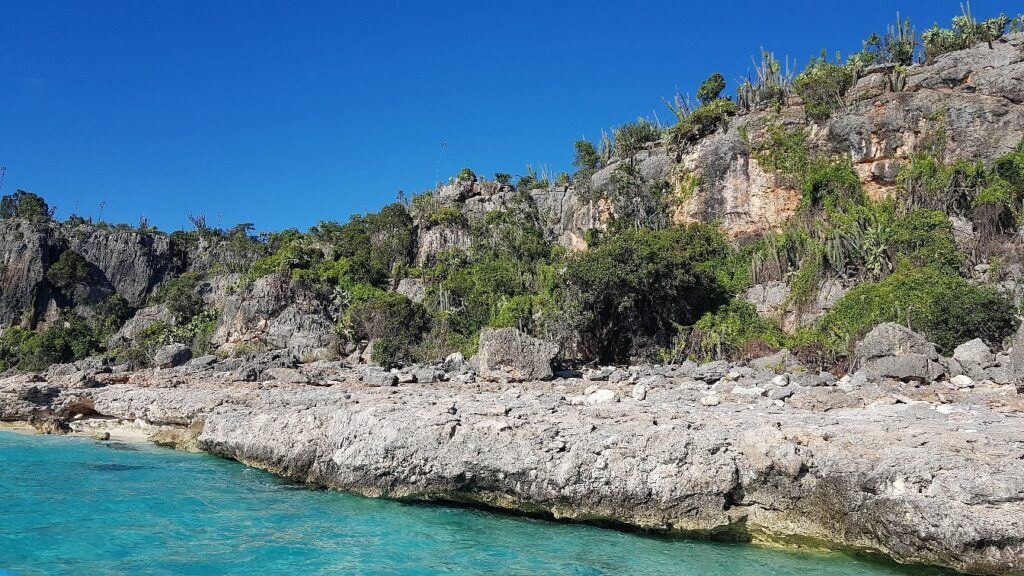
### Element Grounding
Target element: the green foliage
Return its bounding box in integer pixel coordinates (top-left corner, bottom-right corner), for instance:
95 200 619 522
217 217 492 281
613 119 662 159
852 16 917 67
668 99 738 147
573 140 601 171
819 265 1017 353
152 272 204 321
349 292 429 368
457 167 477 182
607 163 669 230
800 156 863 211
792 53 856 122
555 224 732 363
736 49 793 112
0 314 102 371
424 206 467 228
0 190 53 222
494 173 511 185
696 72 726 105
686 300 788 362
45 250 90 288
135 309 218 359
922 5 1011 62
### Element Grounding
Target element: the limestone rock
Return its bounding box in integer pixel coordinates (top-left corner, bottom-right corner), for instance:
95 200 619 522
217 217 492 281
475 328 557 382
154 344 192 369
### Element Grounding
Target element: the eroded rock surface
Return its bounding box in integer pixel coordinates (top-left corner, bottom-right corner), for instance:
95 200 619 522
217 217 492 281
2 361 1023 575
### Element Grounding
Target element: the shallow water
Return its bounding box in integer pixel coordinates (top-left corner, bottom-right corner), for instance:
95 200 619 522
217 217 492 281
0 431 952 575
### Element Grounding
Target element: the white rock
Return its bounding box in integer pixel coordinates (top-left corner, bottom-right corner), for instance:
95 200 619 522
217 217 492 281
700 395 720 406
950 374 974 388
586 389 618 404
731 386 768 397
771 374 790 387
631 383 648 401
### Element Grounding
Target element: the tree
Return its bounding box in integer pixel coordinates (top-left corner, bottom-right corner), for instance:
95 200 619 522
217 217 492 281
696 72 726 105
573 140 601 171
0 190 53 222
555 224 732 363
45 250 90 288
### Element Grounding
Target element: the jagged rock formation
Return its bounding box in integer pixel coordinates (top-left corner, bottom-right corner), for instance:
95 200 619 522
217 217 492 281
675 33 1024 239
211 275 337 357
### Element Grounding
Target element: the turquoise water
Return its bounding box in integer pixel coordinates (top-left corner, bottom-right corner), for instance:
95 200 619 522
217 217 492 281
0 431 951 576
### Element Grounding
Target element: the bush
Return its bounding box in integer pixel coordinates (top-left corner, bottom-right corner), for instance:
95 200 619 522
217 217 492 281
457 168 477 182
800 156 863 211
349 292 429 367
818 265 1018 353
0 315 101 371
573 140 601 171
153 272 204 321
696 72 726 105
555 224 732 363
686 300 788 362
792 55 856 123
45 250 90 288
613 119 662 159
0 190 53 222
669 99 738 147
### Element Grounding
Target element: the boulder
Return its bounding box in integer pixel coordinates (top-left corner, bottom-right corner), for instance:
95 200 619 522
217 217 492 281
263 367 311 385
854 323 937 360
854 323 942 382
107 305 174 348
693 360 730 382
474 328 558 382
952 338 994 380
396 278 426 304
361 367 398 387
153 344 192 369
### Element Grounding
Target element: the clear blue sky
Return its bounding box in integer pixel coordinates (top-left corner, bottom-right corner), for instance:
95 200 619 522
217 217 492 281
0 1 1018 232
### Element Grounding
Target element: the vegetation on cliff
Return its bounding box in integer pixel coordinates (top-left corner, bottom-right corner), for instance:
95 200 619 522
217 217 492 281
2 5 1023 372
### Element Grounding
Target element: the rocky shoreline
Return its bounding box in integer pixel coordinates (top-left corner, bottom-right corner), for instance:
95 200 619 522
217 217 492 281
3 328 1024 575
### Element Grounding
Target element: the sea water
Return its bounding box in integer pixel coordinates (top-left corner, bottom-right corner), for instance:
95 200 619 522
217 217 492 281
0 431 951 576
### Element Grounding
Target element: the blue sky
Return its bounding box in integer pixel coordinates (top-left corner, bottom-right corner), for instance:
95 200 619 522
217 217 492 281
0 1 1019 232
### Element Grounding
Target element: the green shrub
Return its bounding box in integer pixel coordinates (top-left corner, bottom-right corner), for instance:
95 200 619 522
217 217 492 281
922 8 1011 62
0 315 101 371
457 168 477 182
349 292 429 368
696 72 726 105
669 99 738 147
45 250 90 288
613 119 662 159
852 16 917 67
792 54 856 122
153 272 204 321
0 190 52 222
686 300 788 362
573 140 601 171
555 224 732 363
818 265 1018 353
800 156 863 211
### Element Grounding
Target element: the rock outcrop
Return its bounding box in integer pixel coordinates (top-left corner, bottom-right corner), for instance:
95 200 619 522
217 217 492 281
2 359 1023 575
211 275 336 357
474 328 558 382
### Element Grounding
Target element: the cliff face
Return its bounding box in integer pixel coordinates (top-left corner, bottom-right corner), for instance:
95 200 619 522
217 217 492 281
0 221 174 328
672 33 1024 239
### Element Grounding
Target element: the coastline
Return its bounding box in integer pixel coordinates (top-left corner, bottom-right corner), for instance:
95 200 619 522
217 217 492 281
2 366 1023 575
